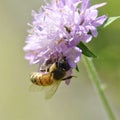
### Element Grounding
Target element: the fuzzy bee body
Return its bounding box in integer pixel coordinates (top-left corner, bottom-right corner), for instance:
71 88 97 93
30 72 53 86
30 56 73 99
30 61 69 86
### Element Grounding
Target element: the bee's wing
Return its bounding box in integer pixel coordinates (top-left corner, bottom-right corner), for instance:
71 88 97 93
29 84 44 92
45 80 61 99
29 80 61 99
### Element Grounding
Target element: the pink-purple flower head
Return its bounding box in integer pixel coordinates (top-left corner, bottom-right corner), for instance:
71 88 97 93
24 0 107 84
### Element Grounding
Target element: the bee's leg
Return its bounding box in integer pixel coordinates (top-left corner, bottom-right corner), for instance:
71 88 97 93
39 63 46 72
62 76 76 80
40 69 46 72
39 64 51 72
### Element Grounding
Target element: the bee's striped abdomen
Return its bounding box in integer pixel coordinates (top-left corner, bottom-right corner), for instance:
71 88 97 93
30 72 54 86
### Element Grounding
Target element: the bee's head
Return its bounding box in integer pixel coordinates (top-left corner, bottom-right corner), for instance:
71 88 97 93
56 56 70 71
45 54 71 72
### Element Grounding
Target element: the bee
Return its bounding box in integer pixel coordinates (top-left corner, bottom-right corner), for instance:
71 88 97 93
30 57 73 99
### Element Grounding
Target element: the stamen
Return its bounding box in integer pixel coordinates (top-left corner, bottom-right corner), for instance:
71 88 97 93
56 0 59 4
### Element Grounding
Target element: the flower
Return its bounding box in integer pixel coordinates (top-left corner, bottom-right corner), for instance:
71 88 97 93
24 0 107 84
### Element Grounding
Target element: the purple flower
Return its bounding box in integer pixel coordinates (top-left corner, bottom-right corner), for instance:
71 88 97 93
24 0 107 84
68 0 107 46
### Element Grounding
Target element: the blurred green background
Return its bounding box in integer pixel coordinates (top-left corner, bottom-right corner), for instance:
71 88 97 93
0 0 120 120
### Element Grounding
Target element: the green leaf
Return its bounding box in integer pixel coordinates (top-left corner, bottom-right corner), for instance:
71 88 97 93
77 42 96 58
76 64 79 72
102 16 120 28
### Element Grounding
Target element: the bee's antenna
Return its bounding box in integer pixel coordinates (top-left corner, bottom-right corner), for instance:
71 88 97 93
62 75 77 80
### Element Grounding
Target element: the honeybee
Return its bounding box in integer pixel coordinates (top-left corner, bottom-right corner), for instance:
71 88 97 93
30 57 73 99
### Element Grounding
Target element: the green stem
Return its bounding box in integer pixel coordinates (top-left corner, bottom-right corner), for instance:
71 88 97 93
82 56 116 120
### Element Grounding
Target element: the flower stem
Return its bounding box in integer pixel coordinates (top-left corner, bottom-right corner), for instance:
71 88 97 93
82 56 116 120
